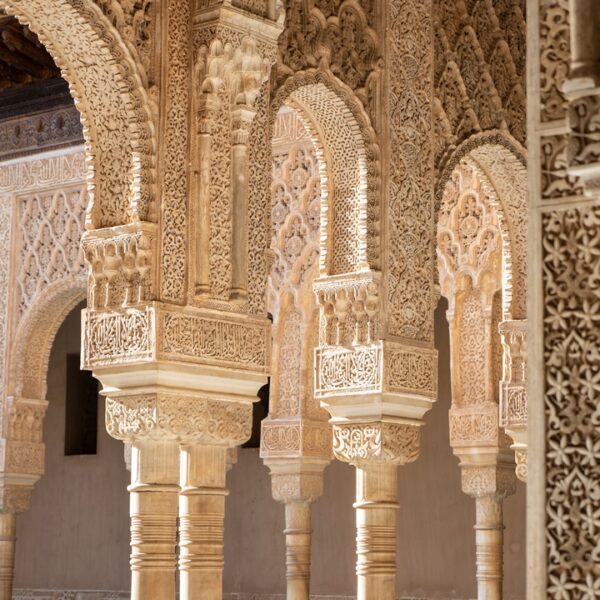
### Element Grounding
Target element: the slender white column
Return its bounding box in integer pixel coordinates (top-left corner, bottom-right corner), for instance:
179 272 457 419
474 495 504 600
355 462 398 600
0 513 16 600
179 444 228 600
284 502 312 600
129 440 179 600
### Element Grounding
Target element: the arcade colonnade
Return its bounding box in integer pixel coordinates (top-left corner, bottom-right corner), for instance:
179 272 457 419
0 1 595 600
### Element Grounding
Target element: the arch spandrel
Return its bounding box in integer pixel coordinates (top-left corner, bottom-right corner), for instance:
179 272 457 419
0 0 156 228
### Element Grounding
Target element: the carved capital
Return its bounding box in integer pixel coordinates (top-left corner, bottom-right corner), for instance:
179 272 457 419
105 393 252 447
3 397 47 444
268 467 327 504
332 423 421 466
195 35 272 109
460 465 516 499
260 419 331 460
0 485 33 515
314 272 381 347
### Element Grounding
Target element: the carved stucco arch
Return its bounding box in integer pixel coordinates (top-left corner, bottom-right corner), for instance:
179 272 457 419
272 70 380 275
436 132 527 320
9 278 86 401
0 0 156 227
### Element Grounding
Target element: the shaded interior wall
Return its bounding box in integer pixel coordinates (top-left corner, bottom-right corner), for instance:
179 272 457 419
13 300 526 599
13 305 131 590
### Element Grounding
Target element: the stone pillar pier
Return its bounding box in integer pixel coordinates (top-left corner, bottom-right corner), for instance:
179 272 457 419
84 301 266 600
128 439 179 599
264 456 330 600
97 380 258 600
355 461 399 600
0 513 15 600
330 422 423 600
0 484 33 600
179 444 228 600
461 463 516 600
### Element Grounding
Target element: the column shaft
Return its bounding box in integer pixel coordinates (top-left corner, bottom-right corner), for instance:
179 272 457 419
230 139 248 300
179 444 228 600
355 462 399 600
284 502 312 600
474 495 504 600
129 441 179 600
0 513 16 600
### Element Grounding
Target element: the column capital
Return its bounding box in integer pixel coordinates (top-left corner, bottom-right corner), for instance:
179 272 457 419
0 484 33 515
260 418 331 462
106 393 252 448
332 422 420 467
461 464 516 500
267 461 328 505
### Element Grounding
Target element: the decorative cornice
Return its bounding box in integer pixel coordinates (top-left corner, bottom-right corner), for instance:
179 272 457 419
0 105 83 162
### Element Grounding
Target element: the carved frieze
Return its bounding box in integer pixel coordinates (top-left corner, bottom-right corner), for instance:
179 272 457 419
83 304 270 373
0 106 83 161
0 151 87 194
83 306 155 368
161 309 269 371
315 341 437 403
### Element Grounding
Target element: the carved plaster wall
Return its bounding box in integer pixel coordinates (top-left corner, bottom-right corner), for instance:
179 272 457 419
0 0 156 226
528 2 600 597
0 147 87 483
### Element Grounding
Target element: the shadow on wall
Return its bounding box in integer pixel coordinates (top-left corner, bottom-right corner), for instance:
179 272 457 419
13 303 131 591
